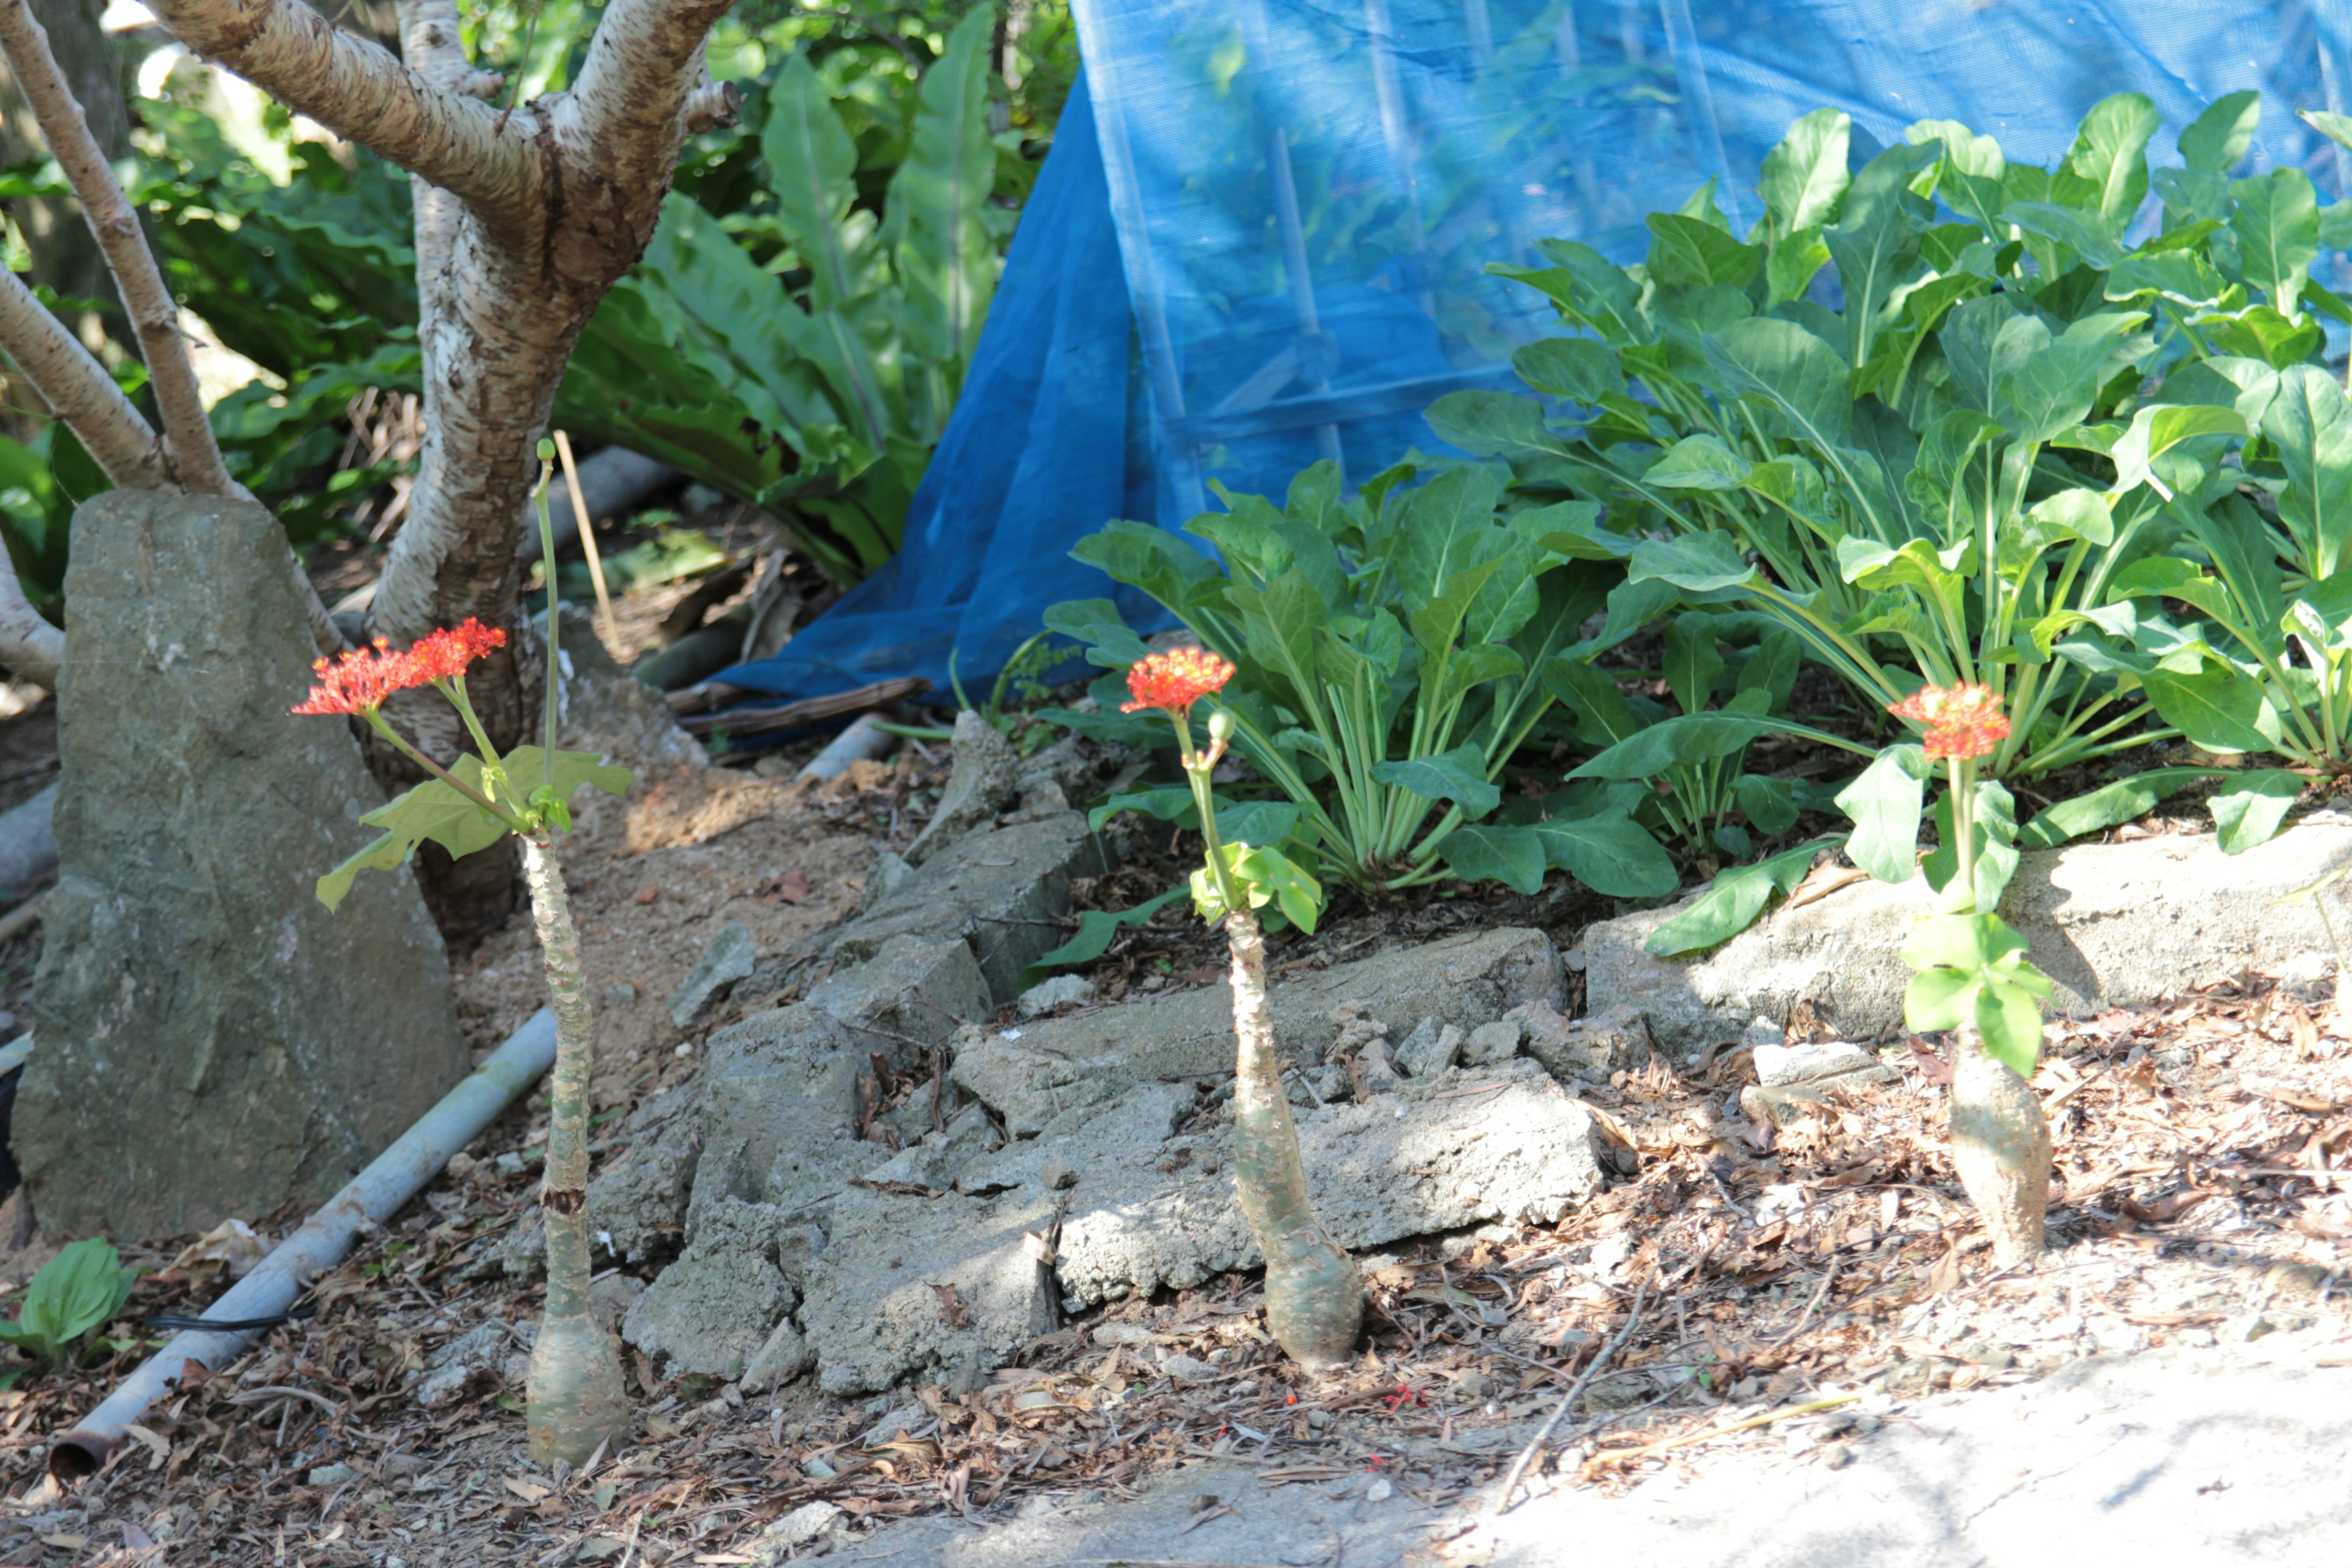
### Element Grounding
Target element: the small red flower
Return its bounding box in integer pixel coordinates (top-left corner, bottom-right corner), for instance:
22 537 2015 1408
292 639 426 716
406 617 507 683
1888 681 2011 760
1120 647 1235 716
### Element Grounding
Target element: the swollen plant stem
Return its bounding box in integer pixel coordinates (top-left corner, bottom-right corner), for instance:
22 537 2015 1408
1225 905 1363 1368
521 837 628 1463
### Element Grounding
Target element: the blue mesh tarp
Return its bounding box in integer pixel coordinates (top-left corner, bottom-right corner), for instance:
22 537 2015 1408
722 1 2352 707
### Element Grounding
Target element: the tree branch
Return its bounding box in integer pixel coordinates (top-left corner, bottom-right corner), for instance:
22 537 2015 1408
0 0 232 494
146 0 540 227
0 266 167 490
558 0 738 258
0 540 62 688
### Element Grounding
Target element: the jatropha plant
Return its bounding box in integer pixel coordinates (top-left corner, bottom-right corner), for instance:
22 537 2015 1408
1892 683 2054 1266
1122 650 1364 1366
295 441 631 1463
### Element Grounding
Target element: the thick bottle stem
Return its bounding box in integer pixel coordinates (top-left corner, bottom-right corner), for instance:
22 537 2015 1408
521 837 630 1463
1226 908 1362 1369
1948 1023 2049 1268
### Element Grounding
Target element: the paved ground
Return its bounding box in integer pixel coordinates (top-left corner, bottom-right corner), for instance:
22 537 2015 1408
843 1328 2352 1567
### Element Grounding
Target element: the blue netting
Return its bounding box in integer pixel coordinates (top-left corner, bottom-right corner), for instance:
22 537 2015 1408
721 1 2352 708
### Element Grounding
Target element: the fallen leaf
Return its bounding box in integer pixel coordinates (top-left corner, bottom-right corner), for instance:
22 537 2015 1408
1784 862 1869 912
505 1476 552 1503
635 887 660 905
1907 1036 1953 1085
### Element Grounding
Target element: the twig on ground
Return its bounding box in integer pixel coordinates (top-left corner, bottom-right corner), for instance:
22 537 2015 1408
1490 1273 1648 1517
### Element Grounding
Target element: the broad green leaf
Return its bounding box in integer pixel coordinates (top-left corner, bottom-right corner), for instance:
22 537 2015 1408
1903 966 1978 1032
2230 166 2321 319
1567 712 1840 781
1907 117 2003 180
2183 91 2262 173
1835 742 1930 883
1822 140 1939 370
1371 744 1502 819
1645 435 1752 492
1646 213 1762 291
1016 887 1189 987
1530 810 1679 897
2299 107 2352 157
1700 316 1853 448
888 9 998 374
1424 390 1574 464
1436 822 1547 895
1219 801 1306 849
1512 337 1623 403
1071 520 1220 615
1043 598 1152 668
2105 251 2228 308
2106 556 2236 620
1088 787 1198 831
1235 844 1323 933
1924 780 2019 913
1627 531 1757 594
1900 909 2030 972
2019 488 2114 548
2016 767 2219 849
1975 980 2049 1076
761 55 864 311
2209 306 2326 370
13 1239 137 1359
1643 839 1836 957
2066 92 2161 224
2210 769 2305 853
1542 657 1643 746
1734 773 1803 835
1662 612 1727 717
1998 311 2146 444
2263 364 2352 578
1765 227 1833 304
2000 200 2121 269
1760 108 1851 236
2139 666 2285 754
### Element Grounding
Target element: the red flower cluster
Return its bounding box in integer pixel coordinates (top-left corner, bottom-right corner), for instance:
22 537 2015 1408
1120 647 1235 716
1889 681 2011 760
407 617 507 683
291 619 507 717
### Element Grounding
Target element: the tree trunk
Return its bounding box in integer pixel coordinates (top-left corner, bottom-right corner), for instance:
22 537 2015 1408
1226 908 1362 1368
1947 1027 2049 1268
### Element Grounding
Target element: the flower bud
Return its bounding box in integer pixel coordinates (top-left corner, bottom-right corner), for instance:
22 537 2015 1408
1207 709 1235 742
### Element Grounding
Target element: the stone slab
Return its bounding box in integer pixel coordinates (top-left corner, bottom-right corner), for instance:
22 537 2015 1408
952 926 1567 1137
1586 825 2352 1052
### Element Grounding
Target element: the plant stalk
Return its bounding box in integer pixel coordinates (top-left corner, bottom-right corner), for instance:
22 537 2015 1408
1224 905 1362 1368
520 835 629 1463
1947 1022 2049 1267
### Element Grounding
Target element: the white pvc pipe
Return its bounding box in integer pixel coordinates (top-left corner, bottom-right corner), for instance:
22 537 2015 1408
50 1008 559 1477
797 711 903 782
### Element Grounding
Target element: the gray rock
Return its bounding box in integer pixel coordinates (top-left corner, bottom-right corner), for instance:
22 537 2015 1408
412 1320 516 1409
1041 1160 1079 1190
1017 973 1096 1019
831 812 1113 1004
17 492 468 1238
755 1501 846 1564
741 1317 815 1394
669 921 756 1028
1585 825 2352 1053
686 1003 873 1230
863 1102 995 1191
1743 1014 1786 1052
1510 1000 1654 1083
861 850 915 913
1463 1019 1524 1067
810 933 989 1049
590 1108 700 1265
799 1183 1064 1394
589 1273 646 1335
622 1199 809 1379
1394 1017 1463 1077
954 927 1566 1136
1012 736 1099 807
1754 1041 1897 1089
954 1083 1194 1198
906 712 1022 865
1162 1354 1218 1382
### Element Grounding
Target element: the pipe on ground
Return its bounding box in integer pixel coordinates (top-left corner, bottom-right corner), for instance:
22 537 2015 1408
797 712 904 782
514 448 676 564
0 782 56 906
48 1008 559 1479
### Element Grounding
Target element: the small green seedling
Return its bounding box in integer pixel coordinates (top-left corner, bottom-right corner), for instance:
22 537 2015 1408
0 1237 138 1378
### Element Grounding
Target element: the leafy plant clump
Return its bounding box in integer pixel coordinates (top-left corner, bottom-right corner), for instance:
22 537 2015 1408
0 1238 139 1382
1434 89 2332 883
1049 459 1686 900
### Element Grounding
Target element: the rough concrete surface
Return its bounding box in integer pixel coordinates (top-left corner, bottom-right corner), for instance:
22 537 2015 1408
807 932 990 1049
954 926 1568 1136
844 1335 2352 1567
1586 825 2352 1051
905 710 1021 865
17 492 467 1238
621 1197 823 1379
829 810 1111 1003
668 920 755 1027
687 1003 875 1231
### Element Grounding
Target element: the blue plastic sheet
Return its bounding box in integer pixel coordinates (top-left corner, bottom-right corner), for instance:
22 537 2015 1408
723 1 2352 709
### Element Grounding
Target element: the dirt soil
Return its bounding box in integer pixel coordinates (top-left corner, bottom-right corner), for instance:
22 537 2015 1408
0 705 2345 1566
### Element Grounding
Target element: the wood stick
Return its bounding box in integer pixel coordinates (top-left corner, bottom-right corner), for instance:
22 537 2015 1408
1491 1273 1648 1516
552 431 620 655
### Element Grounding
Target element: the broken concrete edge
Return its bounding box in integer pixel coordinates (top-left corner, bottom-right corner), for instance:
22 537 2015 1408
1586 823 2352 1053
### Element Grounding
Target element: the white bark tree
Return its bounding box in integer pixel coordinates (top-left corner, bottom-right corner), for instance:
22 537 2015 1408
0 0 740 922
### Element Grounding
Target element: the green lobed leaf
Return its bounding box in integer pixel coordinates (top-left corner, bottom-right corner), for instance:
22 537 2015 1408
1437 822 1548 895
1836 742 1930 883
1643 839 1839 957
1016 887 1189 989
1370 744 1502 820
2210 769 2304 854
2139 666 2285 755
